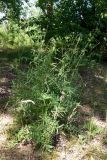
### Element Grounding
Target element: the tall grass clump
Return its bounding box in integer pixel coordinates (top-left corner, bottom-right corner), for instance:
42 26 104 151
11 34 91 150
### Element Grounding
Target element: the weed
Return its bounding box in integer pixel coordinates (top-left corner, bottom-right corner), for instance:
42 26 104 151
10 34 92 150
84 120 102 140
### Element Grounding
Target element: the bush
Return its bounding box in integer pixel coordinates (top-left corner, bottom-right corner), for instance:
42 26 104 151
11 34 91 150
0 22 33 49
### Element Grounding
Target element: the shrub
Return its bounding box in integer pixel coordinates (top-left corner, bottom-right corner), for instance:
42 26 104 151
0 22 33 49
11 34 91 150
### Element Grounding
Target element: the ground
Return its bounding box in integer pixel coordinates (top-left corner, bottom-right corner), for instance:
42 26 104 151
0 59 107 160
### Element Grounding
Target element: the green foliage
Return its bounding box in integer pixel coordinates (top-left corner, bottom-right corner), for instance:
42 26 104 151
0 22 33 48
29 114 59 150
37 0 107 50
0 22 43 60
84 120 102 140
17 125 31 142
10 35 91 150
56 0 107 32
0 0 28 20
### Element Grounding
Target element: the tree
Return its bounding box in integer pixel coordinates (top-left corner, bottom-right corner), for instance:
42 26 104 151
0 0 28 21
55 0 107 34
36 0 107 40
36 0 59 42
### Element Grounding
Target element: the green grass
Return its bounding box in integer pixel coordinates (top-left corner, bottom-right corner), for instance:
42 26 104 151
8 35 93 150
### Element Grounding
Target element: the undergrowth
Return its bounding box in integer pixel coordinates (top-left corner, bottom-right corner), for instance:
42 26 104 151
9 34 94 150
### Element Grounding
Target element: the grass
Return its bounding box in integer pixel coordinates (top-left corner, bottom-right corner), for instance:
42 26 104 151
7 35 91 150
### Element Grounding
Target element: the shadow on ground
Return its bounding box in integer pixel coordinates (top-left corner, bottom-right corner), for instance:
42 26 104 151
80 62 107 122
